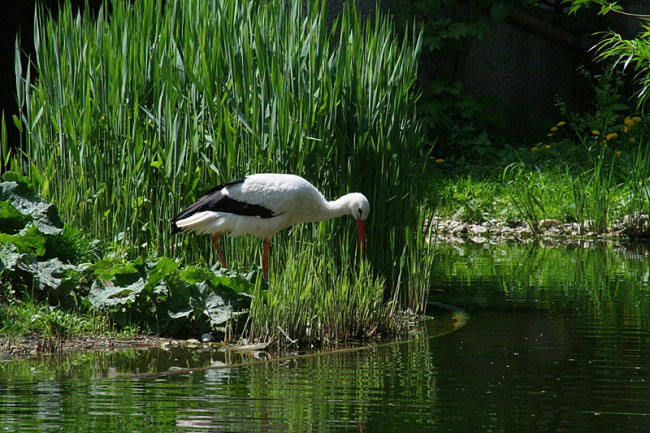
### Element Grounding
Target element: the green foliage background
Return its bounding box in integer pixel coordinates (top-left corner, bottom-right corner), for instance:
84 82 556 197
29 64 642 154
14 0 426 291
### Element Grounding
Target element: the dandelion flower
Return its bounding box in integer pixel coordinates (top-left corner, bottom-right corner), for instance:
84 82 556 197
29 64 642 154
435 158 445 164
605 132 618 141
531 146 539 152
591 130 600 136
615 150 622 157
550 126 558 132
556 121 566 127
633 116 642 124
629 137 636 143
543 144 551 150
624 116 634 126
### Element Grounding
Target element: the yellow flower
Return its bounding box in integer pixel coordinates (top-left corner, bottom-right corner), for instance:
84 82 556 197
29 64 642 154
550 126 558 132
591 130 600 136
615 150 622 157
546 133 553 137
543 144 552 150
633 116 642 124
605 132 618 141
556 121 566 127
624 116 634 126
435 158 445 164
623 126 629 134
531 146 540 152
629 137 636 143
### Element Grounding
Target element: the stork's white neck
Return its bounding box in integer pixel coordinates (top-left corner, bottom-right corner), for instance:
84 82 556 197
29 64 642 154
323 195 357 219
316 192 369 222
299 194 354 223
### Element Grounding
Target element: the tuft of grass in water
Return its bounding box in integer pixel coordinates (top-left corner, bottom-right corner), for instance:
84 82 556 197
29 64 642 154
245 241 394 346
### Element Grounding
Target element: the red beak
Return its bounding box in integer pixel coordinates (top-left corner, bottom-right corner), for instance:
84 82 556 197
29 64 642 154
355 219 366 258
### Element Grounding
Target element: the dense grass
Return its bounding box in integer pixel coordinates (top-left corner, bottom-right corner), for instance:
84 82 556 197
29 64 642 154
247 242 391 345
432 141 650 236
13 0 430 343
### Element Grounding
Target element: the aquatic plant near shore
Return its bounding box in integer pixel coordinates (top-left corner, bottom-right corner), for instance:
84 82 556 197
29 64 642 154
12 0 431 344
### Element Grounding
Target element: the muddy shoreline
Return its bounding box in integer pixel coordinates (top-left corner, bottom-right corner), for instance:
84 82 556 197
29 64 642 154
3 216 648 360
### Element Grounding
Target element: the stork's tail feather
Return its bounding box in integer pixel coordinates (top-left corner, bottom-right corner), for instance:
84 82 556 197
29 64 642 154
172 211 221 236
171 214 185 235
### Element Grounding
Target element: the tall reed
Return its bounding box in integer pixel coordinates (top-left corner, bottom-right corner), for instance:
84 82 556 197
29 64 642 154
247 240 393 345
15 0 430 327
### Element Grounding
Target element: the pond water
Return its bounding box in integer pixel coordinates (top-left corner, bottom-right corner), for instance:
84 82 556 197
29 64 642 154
2 241 650 432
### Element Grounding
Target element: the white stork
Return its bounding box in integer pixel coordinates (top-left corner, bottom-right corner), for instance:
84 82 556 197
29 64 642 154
171 173 370 279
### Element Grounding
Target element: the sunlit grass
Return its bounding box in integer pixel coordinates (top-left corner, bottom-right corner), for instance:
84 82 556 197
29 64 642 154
434 143 650 236
0 298 118 351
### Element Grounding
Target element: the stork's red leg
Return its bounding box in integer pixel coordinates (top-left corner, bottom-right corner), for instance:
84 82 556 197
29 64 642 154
211 233 228 268
262 239 270 280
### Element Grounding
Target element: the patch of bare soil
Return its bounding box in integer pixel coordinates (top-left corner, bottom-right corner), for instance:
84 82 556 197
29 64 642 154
0 334 181 359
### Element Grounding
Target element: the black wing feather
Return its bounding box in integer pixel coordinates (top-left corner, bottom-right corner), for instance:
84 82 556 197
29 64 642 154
171 177 275 234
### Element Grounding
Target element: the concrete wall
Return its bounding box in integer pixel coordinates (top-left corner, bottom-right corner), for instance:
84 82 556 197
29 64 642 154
461 14 588 135
339 0 648 136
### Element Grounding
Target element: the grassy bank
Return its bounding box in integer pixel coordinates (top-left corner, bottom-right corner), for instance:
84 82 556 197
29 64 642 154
431 140 650 239
432 156 650 239
431 68 650 238
4 0 431 348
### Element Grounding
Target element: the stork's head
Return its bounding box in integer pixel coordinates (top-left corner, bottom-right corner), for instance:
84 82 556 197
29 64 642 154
347 193 370 221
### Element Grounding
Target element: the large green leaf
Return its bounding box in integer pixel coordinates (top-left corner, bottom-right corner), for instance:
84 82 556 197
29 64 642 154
0 201 32 234
0 225 47 257
88 278 147 308
164 278 249 329
0 181 63 236
90 256 146 286
88 256 251 337
0 247 80 305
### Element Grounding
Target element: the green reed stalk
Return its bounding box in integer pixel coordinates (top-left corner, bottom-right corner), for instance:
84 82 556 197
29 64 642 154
620 137 650 224
503 163 547 234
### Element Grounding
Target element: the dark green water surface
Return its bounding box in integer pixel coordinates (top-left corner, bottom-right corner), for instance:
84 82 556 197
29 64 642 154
2 241 650 432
